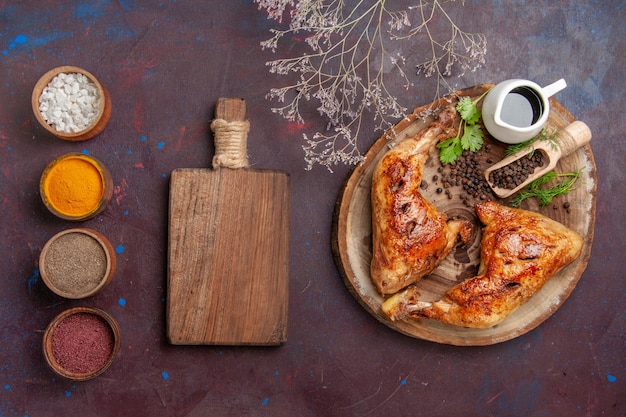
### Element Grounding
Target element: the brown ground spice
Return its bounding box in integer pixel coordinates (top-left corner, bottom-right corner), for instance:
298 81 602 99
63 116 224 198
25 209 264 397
43 232 107 296
51 313 114 374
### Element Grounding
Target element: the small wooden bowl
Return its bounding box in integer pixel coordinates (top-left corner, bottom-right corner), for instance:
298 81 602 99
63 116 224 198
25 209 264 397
39 228 116 299
32 66 112 141
40 153 113 221
43 307 121 381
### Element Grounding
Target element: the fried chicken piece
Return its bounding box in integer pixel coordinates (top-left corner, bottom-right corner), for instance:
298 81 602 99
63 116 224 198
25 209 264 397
371 104 472 296
382 200 584 328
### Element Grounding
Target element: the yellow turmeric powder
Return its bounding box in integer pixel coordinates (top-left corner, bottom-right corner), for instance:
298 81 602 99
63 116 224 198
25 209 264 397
42 155 104 217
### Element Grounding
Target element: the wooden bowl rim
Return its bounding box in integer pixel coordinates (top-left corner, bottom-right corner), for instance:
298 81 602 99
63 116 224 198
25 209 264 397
31 65 108 140
39 227 116 299
42 307 121 381
39 152 113 221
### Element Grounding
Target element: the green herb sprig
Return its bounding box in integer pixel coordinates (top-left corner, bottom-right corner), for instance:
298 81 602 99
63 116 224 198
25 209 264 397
437 90 490 164
505 127 559 158
510 168 582 207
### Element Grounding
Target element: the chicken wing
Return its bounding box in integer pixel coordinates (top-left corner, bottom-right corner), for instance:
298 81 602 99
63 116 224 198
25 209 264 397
382 200 584 328
371 104 472 296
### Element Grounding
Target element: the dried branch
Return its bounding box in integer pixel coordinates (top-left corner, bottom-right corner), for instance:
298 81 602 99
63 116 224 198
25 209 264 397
255 0 487 171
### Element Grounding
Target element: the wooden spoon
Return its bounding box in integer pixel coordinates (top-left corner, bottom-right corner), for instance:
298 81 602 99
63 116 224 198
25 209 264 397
484 121 592 198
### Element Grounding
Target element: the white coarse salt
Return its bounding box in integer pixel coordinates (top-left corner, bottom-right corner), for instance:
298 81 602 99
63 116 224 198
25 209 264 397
39 72 102 134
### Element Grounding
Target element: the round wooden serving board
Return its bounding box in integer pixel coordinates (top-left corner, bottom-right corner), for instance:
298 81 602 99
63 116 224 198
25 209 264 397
332 85 596 346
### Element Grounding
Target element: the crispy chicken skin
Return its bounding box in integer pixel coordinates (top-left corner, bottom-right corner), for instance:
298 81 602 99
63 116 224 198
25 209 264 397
371 104 472 296
382 200 584 328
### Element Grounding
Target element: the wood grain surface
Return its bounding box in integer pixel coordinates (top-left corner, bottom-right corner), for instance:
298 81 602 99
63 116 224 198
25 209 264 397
332 85 596 346
167 99 290 346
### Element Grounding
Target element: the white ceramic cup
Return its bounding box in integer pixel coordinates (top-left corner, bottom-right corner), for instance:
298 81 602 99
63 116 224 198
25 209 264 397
481 78 567 144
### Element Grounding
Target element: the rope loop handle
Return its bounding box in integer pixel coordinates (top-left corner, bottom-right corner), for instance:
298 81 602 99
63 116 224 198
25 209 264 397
210 118 250 169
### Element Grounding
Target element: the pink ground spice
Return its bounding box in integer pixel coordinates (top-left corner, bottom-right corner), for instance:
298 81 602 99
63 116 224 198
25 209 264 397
51 312 114 374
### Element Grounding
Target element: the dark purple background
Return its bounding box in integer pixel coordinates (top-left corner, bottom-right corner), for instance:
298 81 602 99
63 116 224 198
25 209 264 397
1 1 623 416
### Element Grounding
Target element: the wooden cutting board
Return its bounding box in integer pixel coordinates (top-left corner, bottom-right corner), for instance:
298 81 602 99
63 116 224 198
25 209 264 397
167 98 289 345
332 85 596 346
